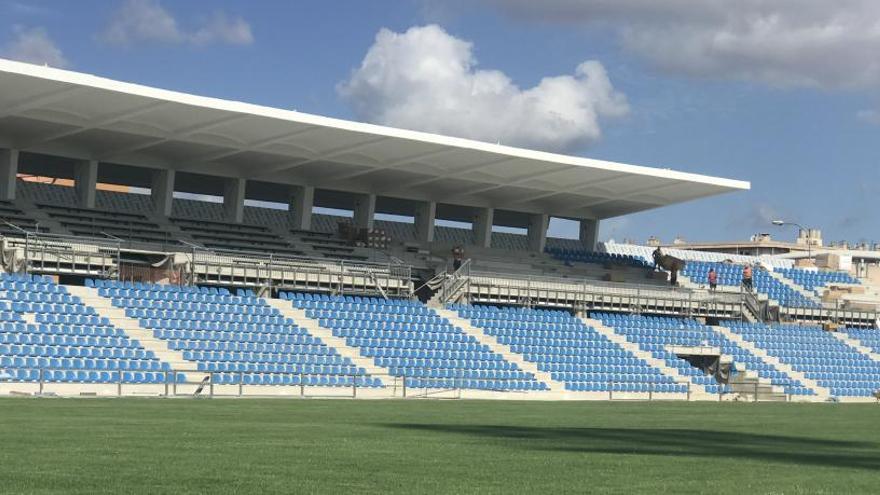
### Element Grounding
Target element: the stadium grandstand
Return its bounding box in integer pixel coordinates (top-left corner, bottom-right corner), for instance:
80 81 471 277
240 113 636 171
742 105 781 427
2 57 880 404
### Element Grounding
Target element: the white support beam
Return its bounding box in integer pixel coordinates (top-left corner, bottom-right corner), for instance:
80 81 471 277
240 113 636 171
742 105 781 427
74 159 98 209
288 184 314 231
414 200 436 244
329 147 456 182
97 114 250 160
527 213 549 252
473 207 494 248
18 101 170 149
151 169 175 217
353 193 376 230
0 148 19 201
223 177 246 223
247 136 388 179
0 86 87 119
580 219 600 251
396 157 515 190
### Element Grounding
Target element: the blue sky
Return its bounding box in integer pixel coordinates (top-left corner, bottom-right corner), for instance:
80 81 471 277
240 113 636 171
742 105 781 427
1 0 878 244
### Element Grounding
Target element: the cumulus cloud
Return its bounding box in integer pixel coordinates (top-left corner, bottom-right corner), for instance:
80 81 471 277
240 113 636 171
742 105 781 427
487 0 880 90
1 25 68 67
338 25 628 153
100 0 253 47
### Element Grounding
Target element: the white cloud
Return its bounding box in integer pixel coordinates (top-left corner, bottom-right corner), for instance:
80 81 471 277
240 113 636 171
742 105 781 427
191 12 253 46
338 25 628 153
857 109 880 125
1 25 68 68
487 0 880 90
100 0 252 47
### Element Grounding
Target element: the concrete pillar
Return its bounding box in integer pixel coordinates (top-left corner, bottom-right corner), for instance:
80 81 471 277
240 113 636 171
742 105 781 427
473 207 494 248
288 184 314 231
74 159 98 208
150 169 175 217
223 177 245 223
579 218 600 251
353 193 376 230
414 200 436 244
527 213 549 252
0 148 19 201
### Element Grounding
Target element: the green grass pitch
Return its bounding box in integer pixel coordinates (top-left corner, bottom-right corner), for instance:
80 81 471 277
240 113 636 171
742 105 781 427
1 398 878 494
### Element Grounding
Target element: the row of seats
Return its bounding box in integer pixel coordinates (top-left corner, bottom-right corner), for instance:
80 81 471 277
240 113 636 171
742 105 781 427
594 313 771 396
100 280 382 387
453 305 681 392
545 247 651 268
776 267 859 293
0 274 165 383
726 321 880 397
291 293 545 391
682 261 819 308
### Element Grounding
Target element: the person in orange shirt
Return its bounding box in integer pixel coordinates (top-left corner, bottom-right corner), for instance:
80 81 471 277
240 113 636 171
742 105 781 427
707 268 718 292
742 264 753 292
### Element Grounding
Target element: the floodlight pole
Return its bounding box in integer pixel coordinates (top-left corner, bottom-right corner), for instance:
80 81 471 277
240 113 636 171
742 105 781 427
773 220 811 260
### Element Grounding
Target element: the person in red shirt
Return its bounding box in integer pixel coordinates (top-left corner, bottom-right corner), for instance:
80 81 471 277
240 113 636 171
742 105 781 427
707 268 718 292
742 264 753 292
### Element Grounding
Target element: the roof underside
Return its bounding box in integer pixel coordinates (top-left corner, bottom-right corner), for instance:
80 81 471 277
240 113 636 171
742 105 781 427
0 59 749 219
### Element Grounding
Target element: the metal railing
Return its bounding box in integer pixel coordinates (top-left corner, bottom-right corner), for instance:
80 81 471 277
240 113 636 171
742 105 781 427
0 367 806 401
0 230 414 298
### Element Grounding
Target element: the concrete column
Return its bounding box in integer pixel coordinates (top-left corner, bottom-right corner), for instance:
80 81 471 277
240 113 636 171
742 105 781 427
74 159 98 208
288 184 314 231
0 148 19 201
472 207 494 248
150 169 175 217
223 177 245 223
414 200 436 244
353 193 376 230
527 213 549 252
579 218 600 251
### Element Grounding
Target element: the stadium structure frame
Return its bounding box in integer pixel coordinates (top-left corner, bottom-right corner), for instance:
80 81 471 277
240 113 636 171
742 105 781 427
0 57 749 250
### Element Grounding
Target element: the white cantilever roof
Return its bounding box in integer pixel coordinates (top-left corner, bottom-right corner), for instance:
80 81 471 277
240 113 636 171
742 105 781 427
0 58 749 219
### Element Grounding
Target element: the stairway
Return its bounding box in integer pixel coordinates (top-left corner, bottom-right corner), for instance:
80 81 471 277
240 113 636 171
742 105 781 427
582 316 715 397
432 307 561 393
65 285 200 378
727 365 788 401
709 324 830 399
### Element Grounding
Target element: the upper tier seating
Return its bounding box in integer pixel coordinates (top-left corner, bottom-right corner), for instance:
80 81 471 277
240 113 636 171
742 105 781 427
38 204 174 245
545 247 652 268
452 305 684 393
682 261 818 308
92 280 380 387
776 267 860 293
0 273 173 384
0 200 39 234
592 313 815 396
604 242 794 269
434 226 474 246
725 321 880 397
171 217 306 257
286 293 545 391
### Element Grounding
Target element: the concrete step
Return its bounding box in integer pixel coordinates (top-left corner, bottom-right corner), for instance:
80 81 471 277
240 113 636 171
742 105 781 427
709 324 830 399
64 285 201 378
580 316 716 396
433 307 564 393
262 297 398 389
